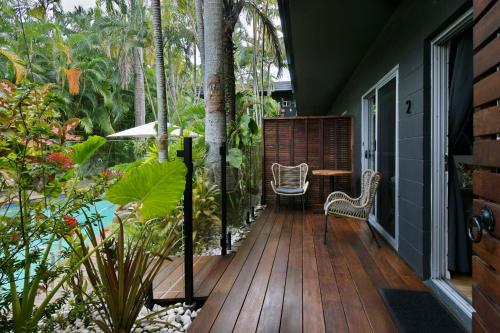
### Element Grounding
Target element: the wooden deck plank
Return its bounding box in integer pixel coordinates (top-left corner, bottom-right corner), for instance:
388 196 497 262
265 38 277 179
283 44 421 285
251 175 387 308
153 257 184 299
167 256 210 299
333 219 397 332
302 214 326 333
352 220 427 291
325 216 373 333
256 211 293 333
209 209 278 333
157 257 204 299
185 209 428 333
311 215 349 333
280 212 303 333
188 208 274 333
232 211 286 333
194 254 234 298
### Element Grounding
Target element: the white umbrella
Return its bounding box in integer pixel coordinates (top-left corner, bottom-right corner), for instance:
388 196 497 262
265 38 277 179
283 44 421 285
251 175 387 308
106 122 199 138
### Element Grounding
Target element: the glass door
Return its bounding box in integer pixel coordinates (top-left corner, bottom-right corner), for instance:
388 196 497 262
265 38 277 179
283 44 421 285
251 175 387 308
376 78 397 238
362 67 398 247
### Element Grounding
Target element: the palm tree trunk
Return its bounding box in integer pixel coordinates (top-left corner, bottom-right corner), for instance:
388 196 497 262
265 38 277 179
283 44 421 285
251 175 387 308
167 45 178 110
152 0 168 161
195 0 205 94
223 32 236 125
204 0 225 175
133 47 146 126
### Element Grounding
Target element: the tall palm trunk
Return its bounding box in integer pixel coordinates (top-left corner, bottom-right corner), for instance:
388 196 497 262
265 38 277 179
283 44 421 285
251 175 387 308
167 45 178 110
223 32 236 124
195 0 205 94
204 0 225 175
133 47 146 126
152 0 168 161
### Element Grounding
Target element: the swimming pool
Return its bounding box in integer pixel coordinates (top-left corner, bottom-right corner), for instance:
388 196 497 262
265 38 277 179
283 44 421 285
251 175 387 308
1 200 117 290
0 199 116 230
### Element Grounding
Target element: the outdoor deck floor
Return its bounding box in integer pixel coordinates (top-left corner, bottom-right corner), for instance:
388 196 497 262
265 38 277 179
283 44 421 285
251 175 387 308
187 207 428 333
152 255 234 303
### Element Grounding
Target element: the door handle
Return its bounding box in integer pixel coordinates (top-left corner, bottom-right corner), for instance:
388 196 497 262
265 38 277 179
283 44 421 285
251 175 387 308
468 206 495 243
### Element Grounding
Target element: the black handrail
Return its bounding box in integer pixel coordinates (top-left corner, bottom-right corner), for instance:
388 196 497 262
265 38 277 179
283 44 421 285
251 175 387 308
220 143 228 255
177 137 194 305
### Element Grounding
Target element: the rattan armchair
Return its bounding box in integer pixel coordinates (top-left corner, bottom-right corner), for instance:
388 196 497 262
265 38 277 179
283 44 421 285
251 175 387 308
270 163 309 211
323 169 382 246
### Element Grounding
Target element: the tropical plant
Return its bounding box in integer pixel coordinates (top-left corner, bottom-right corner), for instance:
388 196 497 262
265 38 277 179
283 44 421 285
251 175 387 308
0 81 110 333
105 159 186 221
72 214 178 333
66 157 186 333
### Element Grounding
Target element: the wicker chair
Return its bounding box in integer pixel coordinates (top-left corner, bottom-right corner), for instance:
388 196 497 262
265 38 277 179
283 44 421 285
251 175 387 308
323 169 382 246
270 163 309 211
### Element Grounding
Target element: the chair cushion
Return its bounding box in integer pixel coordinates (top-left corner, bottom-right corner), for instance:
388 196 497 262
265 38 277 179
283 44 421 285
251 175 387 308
276 187 304 194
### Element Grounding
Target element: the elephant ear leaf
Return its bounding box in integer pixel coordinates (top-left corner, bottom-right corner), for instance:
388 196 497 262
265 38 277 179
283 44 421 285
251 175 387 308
70 136 106 165
105 160 186 220
227 148 243 169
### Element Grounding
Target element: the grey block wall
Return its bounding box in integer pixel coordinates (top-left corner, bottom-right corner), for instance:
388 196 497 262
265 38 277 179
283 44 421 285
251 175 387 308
328 0 470 278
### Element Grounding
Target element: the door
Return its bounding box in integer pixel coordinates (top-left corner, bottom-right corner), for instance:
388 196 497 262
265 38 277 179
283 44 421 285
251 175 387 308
362 67 399 247
470 1 500 331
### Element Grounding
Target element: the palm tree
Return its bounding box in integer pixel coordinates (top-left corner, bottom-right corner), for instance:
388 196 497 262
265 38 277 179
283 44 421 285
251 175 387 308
194 0 205 94
133 46 146 125
204 0 225 174
151 0 168 161
222 0 283 123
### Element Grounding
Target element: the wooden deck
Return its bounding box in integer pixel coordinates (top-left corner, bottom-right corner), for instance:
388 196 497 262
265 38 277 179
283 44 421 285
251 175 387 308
187 207 428 332
152 255 234 304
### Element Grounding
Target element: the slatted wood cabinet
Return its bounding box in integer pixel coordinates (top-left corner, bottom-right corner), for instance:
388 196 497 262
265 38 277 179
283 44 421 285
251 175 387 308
263 116 354 209
472 0 500 331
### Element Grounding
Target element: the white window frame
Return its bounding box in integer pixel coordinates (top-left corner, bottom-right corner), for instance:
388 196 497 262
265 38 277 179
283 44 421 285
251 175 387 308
361 65 400 250
428 8 473 330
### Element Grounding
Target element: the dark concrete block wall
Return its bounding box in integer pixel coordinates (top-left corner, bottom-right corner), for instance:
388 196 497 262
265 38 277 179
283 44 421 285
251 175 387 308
327 0 470 278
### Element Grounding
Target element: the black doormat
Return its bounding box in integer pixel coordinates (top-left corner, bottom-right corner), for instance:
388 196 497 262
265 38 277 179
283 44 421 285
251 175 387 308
379 288 466 333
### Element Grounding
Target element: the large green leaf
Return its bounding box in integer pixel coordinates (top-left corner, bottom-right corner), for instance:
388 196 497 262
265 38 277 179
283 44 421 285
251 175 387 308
105 160 187 220
227 148 243 169
70 136 106 165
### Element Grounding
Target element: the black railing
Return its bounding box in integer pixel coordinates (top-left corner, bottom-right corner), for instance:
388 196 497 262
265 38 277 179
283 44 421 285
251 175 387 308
177 137 194 306
220 143 228 255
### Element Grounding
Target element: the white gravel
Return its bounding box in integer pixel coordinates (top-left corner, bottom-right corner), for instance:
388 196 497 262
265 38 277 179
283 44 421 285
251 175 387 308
50 302 201 333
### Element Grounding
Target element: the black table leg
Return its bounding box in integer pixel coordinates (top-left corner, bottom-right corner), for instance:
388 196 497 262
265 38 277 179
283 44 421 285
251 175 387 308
329 176 335 193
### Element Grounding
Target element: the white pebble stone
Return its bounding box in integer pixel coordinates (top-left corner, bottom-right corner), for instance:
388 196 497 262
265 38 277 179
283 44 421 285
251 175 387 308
181 315 191 325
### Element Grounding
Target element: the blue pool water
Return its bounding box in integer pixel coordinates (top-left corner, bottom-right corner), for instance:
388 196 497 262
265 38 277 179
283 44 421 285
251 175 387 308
0 199 116 231
1 200 117 290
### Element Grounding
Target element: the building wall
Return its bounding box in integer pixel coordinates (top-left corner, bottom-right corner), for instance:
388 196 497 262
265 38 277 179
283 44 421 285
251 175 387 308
328 0 471 278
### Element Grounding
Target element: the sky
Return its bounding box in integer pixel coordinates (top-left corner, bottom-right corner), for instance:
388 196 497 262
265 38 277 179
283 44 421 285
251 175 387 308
60 0 94 11
60 0 290 81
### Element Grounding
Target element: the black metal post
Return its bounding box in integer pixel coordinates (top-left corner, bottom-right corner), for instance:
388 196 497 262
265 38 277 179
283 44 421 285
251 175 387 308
220 143 228 255
177 137 194 306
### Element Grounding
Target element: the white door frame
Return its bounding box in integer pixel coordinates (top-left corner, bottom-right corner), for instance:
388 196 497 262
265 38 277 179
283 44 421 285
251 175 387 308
428 7 474 327
361 65 400 250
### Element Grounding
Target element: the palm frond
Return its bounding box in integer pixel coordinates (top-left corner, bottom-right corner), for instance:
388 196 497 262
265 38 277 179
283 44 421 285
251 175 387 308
243 1 284 77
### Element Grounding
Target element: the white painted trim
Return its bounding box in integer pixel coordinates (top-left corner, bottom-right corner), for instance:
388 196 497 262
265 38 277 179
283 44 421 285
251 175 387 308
361 65 400 250
429 7 473 326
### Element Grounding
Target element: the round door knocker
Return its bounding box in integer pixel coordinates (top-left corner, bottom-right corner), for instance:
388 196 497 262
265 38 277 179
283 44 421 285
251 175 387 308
468 206 495 243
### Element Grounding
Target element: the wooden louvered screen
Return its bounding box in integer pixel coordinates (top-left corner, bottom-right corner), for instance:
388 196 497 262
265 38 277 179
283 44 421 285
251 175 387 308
471 1 500 332
263 116 354 209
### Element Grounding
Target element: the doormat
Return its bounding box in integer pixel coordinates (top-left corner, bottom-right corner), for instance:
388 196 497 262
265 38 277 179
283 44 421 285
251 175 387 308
379 288 466 333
